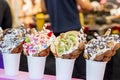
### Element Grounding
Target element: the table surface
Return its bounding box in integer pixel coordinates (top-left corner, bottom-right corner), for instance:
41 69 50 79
0 69 83 80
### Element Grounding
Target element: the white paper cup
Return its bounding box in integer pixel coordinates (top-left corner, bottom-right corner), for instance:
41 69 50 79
2 53 20 76
56 58 75 80
27 56 46 79
86 60 107 80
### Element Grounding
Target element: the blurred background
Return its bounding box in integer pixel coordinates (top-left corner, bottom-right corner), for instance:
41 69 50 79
0 0 120 80
7 0 120 39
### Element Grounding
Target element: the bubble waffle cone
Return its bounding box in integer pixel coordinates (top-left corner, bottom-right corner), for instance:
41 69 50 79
11 41 24 53
33 47 50 57
0 26 26 54
31 28 37 35
0 27 4 42
104 28 111 36
51 30 87 59
23 27 56 57
113 43 120 51
84 28 120 62
62 49 82 59
0 37 2 42
62 41 86 59
94 50 113 62
84 50 113 62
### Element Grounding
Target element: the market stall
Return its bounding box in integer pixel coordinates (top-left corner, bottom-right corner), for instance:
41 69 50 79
0 0 120 80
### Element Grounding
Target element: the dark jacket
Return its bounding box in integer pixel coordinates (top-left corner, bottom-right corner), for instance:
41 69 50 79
45 0 81 33
0 0 12 30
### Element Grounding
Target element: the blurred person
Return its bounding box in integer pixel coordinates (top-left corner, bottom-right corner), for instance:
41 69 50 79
0 0 12 68
19 0 41 28
41 0 101 79
41 0 93 36
0 0 12 30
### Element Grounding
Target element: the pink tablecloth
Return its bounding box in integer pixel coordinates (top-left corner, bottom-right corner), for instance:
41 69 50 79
0 69 82 80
